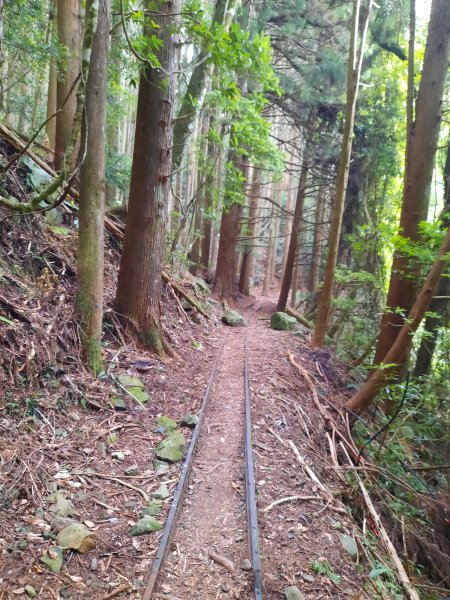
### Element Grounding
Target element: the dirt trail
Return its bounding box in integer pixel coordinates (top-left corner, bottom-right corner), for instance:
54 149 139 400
156 325 253 599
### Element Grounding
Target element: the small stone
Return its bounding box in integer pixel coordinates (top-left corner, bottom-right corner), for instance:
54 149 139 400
283 586 305 600
155 462 170 477
68 412 80 422
59 589 70 599
130 516 163 536
125 500 137 509
24 585 37 597
111 451 125 461
77 492 88 502
221 583 231 592
235 535 244 542
125 464 139 476
180 412 199 428
40 546 63 573
241 559 252 571
153 485 169 500
341 534 358 559
91 558 98 571
301 573 315 583
109 396 127 411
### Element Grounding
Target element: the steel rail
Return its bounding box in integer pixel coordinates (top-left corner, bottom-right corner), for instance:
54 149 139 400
244 325 263 600
142 333 228 600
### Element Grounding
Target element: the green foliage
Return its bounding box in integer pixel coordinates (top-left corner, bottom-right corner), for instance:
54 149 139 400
310 559 341 585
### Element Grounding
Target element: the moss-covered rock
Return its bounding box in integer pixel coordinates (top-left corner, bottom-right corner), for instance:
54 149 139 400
270 312 297 331
156 415 178 433
222 309 246 327
130 516 163 536
156 430 185 463
117 374 150 404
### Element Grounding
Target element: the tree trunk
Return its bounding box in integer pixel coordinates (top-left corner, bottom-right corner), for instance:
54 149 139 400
76 0 110 374
189 113 209 275
115 0 179 355
46 0 57 150
373 0 450 365
55 0 81 171
239 167 260 294
345 222 450 414
312 0 372 347
105 0 122 206
308 186 325 294
280 173 293 279
213 202 241 298
277 160 308 312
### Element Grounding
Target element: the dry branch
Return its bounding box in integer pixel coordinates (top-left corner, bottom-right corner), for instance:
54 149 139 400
285 307 313 329
340 444 421 600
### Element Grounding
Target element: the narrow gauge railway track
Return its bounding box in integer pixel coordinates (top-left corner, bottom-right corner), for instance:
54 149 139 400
142 325 263 600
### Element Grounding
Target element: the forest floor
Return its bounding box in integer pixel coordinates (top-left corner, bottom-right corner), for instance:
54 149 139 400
0 212 447 600
0 273 400 600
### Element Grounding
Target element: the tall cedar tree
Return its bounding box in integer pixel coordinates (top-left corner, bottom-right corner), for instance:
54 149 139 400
76 0 111 374
277 159 308 311
115 0 179 355
373 0 450 365
55 0 81 171
312 0 372 346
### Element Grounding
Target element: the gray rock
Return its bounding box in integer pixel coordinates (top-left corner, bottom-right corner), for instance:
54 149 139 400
181 412 199 428
283 586 305 600
153 485 169 500
341 534 358 559
111 451 125 461
301 573 315 583
241 559 252 571
222 309 246 327
155 462 170 477
270 312 297 331
124 464 139 476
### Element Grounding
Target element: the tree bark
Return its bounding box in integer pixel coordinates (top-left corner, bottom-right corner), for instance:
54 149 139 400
115 0 179 355
105 0 122 206
239 167 260 295
277 159 308 311
280 173 293 279
76 0 110 374
189 113 209 275
46 0 58 150
55 0 81 171
308 186 325 294
345 223 450 414
312 0 372 347
373 0 450 364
